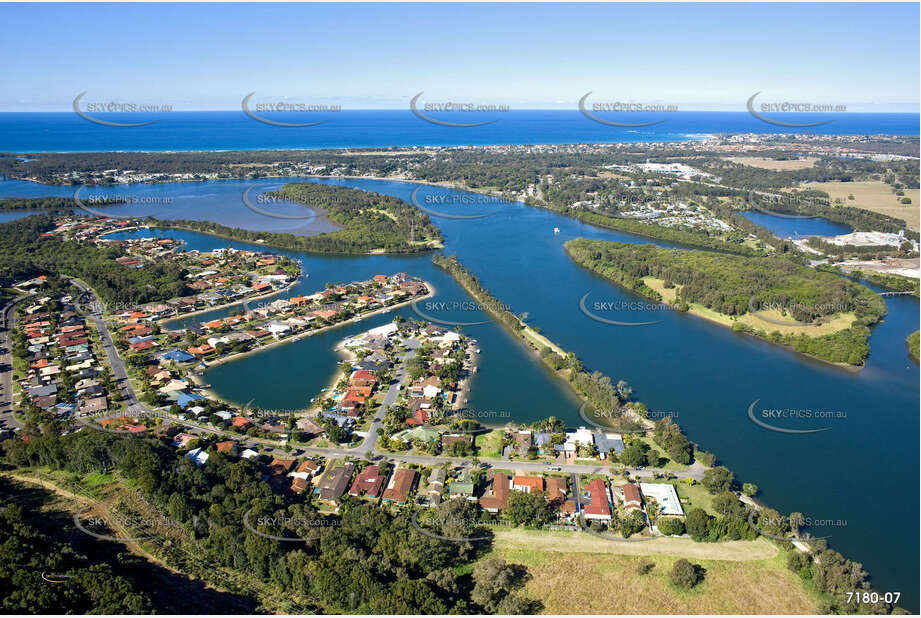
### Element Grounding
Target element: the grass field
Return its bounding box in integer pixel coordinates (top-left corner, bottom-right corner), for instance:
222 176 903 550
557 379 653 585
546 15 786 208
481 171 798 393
800 180 920 230
487 528 822 614
492 527 777 560
490 544 822 614
644 277 856 336
475 429 506 458
726 156 818 171
634 437 692 471
672 480 717 515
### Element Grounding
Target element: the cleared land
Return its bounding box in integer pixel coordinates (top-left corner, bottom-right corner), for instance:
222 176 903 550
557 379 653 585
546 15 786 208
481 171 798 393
800 180 920 230
492 527 776 560
488 530 822 614
726 156 818 171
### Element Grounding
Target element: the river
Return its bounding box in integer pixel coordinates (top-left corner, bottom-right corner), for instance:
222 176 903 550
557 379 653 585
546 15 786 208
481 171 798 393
3 176 918 610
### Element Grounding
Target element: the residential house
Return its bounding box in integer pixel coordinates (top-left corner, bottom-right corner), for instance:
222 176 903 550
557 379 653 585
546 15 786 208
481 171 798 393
448 473 476 501
479 473 510 512
512 475 544 494
418 468 446 507
582 478 612 521
317 463 354 505
618 483 643 514
349 464 386 499
639 483 684 517
382 468 417 505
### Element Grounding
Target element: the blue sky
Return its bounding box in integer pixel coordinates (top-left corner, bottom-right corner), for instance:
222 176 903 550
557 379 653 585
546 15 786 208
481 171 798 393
0 2 918 111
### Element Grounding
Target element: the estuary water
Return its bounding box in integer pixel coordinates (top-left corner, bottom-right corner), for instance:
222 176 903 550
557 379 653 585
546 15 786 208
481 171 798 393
3 176 918 610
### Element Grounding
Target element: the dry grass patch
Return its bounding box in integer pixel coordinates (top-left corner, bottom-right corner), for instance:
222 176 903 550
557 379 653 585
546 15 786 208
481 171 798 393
802 180 919 230
492 547 821 614
726 156 818 171
642 277 856 336
492 527 777 561
736 309 856 336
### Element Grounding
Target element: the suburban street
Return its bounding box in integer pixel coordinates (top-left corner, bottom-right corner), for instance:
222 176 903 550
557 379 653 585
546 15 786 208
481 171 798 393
0 290 35 430
356 347 415 454
71 279 147 416
72 279 707 483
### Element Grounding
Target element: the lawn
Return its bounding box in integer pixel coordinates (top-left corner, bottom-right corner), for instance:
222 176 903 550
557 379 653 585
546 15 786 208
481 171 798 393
643 277 856 337
634 437 692 471
475 429 505 458
487 529 822 614
672 480 718 515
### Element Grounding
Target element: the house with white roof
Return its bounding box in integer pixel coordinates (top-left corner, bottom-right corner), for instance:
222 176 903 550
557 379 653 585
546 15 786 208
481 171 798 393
639 482 684 517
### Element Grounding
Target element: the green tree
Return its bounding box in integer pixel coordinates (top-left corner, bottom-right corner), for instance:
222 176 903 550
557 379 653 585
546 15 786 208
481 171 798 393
505 490 553 527
702 466 733 494
670 558 705 588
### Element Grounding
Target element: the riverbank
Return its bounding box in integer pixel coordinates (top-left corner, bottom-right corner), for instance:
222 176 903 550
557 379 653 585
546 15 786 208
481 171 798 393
161 278 301 328
564 238 886 367
190 286 435 404
640 276 863 372
431 253 652 434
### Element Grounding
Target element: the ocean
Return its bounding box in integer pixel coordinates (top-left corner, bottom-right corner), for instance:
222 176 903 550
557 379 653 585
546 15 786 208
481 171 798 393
0 110 917 152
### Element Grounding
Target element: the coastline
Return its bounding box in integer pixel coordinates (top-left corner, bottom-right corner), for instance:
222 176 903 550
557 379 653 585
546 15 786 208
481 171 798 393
563 246 875 371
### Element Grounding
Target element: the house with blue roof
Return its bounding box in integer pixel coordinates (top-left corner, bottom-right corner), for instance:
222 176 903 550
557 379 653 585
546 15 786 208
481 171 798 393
160 349 196 364
177 391 206 409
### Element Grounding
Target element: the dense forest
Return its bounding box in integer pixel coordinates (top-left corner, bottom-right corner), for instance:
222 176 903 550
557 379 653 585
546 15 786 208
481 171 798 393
152 182 442 255
0 478 153 614
2 430 538 614
0 215 189 304
0 196 124 212
564 239 887 365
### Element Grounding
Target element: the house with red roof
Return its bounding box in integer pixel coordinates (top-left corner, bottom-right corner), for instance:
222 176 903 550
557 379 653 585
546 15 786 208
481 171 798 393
348 464 386 499
582 478 612 521
512 476 544 494
479 473 511 513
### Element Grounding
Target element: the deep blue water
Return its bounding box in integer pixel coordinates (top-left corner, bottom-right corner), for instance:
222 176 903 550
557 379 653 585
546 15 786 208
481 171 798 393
742 211 854 238
0 111 918 152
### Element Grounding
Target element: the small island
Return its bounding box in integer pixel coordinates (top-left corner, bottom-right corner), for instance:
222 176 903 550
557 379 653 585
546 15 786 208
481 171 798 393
564 238 888 366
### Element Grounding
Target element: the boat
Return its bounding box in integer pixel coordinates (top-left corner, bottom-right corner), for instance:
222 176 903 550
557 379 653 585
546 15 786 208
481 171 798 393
553 227 560 234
